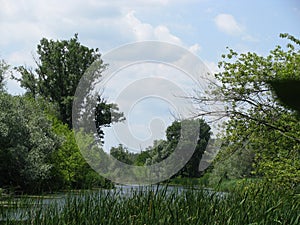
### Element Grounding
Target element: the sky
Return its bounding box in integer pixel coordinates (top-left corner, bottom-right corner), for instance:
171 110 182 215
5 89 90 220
1 0 300 152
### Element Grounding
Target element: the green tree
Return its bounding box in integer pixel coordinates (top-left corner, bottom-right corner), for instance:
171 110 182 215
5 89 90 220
209 144 255 186
147 119 211 178
134 150 151 166
198 33 300 187
0 93 60 193
110 144 134 165
16 35 124 143
16 34 104 128
50 117 112 189
95 96 125 142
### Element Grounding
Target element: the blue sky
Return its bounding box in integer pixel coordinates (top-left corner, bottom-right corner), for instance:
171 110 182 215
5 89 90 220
1 0 299 92
1 0 299 151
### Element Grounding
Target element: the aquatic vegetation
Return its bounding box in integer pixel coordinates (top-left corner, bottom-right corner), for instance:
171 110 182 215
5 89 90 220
0 184 299 225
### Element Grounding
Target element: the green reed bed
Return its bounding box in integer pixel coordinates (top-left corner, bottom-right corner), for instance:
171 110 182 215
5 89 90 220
0 184 299 225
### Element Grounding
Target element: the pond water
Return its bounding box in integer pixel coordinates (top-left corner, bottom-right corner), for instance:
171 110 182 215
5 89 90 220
0 185 226 221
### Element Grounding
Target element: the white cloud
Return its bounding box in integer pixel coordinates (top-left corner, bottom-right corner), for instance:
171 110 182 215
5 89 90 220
0 0 202 97
214 13 258 42
188 43 201 55
154 25 182 45
214 13 243 36
122 10 202 58
0 2 201 64
124 10 183 46
124 11 154 41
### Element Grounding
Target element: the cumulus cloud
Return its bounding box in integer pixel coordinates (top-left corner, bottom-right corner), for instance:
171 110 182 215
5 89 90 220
214 13 258 43
214 13 243 36
0 0 224 152
123 10 196 49
0 2 201 65
94 40 211 151
124 11 154 41
1 0 203 100
189 44 201 55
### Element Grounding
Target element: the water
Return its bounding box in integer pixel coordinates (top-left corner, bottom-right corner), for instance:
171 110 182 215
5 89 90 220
0 185 226 221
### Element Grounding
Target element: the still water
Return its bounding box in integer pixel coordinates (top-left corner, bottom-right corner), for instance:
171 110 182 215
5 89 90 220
0 185 225 221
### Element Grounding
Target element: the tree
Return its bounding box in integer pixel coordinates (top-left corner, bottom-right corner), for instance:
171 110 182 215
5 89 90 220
209 144 255 186
16 34 104 128
134 150 151 166
16 35 124 143
110 144 134 165
146 119 211 178
50 117 112 189
95 96 125 142
196 33 300 187
0 93 60 193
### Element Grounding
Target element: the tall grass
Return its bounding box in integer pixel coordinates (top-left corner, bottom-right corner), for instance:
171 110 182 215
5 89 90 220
0 184 299 225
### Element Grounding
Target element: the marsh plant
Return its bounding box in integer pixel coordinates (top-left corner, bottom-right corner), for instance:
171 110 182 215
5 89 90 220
0 184 299 225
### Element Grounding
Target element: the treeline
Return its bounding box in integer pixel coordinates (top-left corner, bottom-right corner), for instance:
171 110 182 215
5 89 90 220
0 92 115 193
1 35 213 193
1 33 299 194
0 35 123 193
110 119 212 178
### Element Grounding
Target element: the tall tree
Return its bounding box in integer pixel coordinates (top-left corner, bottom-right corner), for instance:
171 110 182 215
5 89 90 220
95 96 125 142
16 34 104 128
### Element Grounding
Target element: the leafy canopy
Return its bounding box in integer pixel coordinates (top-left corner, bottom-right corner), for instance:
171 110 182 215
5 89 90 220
0 93 60 192
200 33 300 187
15 34 124 142
146 119 211 178
16 34 103 128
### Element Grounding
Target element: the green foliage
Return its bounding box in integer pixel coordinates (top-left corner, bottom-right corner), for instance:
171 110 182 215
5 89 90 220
15 35 124 144
0 88 112 192
147 119 211 178
95 96 125 142
16 34 104 128
50 117 112 189
268 33 300 113
105 119 211 180
209 145 255 187
50 117 84 188
205 33 300 187
110 144 135 165
109 144 152 166
0 38 128 193
0 93 60 193
134 150 151 166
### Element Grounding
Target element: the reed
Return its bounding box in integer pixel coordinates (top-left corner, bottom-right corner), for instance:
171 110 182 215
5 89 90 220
0 184 299 225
